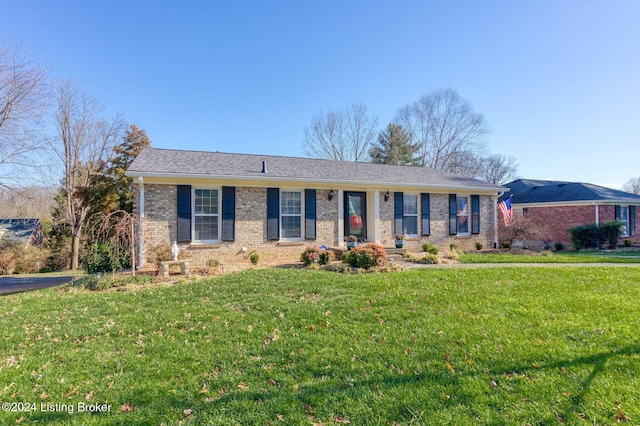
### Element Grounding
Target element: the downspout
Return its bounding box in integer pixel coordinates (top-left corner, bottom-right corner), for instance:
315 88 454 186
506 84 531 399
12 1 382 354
594 202 599 226
494 192 504 249
138 176 145 270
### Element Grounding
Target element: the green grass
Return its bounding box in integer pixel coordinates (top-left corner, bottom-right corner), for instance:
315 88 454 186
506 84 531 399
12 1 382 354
460 251 640 264
1 267 640 424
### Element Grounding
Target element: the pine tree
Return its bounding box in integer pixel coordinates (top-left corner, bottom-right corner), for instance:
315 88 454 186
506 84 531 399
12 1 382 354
369 123 418 165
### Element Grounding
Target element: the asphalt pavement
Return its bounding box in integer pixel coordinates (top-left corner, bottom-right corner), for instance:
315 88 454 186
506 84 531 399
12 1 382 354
0 276 75 295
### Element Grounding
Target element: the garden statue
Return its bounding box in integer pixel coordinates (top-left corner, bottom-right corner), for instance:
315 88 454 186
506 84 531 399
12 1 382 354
171 241 180 261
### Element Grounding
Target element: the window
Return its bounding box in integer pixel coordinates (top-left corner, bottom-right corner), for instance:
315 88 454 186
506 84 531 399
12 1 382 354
194 189 219 242
403 194 418 236
457 196 470 235
281 190 302 240
620 206 629 237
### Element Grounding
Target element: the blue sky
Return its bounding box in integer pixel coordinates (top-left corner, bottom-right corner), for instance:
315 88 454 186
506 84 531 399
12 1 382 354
3 0 639 188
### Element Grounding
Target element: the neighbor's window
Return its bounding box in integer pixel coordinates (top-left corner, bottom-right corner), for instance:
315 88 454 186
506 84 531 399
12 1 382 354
457 196 470 235
194 188 219 241
620 206 629 237
403 194 418 236
281 190 302 240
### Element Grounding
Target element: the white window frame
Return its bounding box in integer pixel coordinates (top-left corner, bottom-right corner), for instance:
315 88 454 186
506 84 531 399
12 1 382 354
280 189 304 242
192 187 221 244
457 195 470 236
403 193 419 237
620 205 629 237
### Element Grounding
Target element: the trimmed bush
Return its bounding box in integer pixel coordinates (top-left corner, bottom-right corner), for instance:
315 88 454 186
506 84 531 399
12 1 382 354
422 243 439 255
475 241 483 251
249 252 259 265
345 243 387 269
625 239 634 248
301 246 334 266
568 221 623 250
554 242 564 251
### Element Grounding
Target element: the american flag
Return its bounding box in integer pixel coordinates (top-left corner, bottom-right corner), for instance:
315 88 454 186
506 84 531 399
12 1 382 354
498 197 514 226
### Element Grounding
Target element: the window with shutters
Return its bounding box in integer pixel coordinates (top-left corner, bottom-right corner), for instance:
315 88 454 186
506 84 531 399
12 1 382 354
457 195 470 236
280 190 303 240
620 205 629 237
403 194 419 237
193 188 220 242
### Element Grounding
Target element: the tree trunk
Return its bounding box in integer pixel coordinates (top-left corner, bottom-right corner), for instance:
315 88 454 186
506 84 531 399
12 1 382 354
70 232 81 271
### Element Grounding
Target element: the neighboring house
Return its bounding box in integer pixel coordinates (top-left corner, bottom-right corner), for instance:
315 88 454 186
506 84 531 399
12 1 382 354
501 179 640 245
0 219 43 246
125 148 506 267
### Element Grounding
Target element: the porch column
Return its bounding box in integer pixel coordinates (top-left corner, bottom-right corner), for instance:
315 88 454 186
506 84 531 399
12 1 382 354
367 190 380 243
337 190 344 247
137 176 145 269
594 203 600 226
493 194 499 249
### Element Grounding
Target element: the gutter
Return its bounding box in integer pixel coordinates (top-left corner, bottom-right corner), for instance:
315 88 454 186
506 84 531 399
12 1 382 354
125 171 506 195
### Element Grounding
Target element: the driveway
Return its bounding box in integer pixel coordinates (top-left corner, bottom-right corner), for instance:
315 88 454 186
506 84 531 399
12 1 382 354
0 276 75 295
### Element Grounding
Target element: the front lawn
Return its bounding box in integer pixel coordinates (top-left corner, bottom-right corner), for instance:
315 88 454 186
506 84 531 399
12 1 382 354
1 268 639 424
460 251 640 264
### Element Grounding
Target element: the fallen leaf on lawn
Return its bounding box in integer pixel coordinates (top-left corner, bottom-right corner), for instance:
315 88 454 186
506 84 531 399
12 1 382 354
237 382 248 390
85 390 94 400
120 403 133 412
183 408 193 416
64 386 80 397
335 416 350 424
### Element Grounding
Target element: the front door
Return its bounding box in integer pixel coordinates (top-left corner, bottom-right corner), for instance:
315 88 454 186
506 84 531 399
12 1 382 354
345 192 366 241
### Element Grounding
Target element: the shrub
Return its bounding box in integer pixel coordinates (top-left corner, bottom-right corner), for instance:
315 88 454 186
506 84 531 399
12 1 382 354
422 243 439 255
449 242 458 251
568 222 623 250
501 241 511 249
70 274 155 291
345 243 387 269
83 241 130 274
624 239 634 248
554 242 564 251
405 252 439 264
475 241 483 251
301 246 320 265
249 252 259 265
301 247 334 266
318 250 334 265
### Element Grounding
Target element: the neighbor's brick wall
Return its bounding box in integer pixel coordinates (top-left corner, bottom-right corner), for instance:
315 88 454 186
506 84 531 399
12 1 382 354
521 205 640 244
133 184 499 269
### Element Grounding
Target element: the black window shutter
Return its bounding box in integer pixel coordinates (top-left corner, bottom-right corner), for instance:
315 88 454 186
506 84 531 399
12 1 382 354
394 192 403 235
615 205 621 222
305 189 316 240
421 193 430 236
221 186 235 241
449 194 458 235
471 194 480 234
267 188 280 241
177 185 192 242
629 206 636 236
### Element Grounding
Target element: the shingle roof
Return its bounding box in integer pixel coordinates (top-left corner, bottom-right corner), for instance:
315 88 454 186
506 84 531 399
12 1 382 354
502 179 640 204
127 148 504 192
0 219 41 245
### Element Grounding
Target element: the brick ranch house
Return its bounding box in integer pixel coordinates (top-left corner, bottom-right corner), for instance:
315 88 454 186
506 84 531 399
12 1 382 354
501 179 640 246
125 148 506 268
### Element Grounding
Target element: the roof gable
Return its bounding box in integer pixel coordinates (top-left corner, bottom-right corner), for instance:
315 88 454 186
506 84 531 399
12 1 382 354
126 148 504 192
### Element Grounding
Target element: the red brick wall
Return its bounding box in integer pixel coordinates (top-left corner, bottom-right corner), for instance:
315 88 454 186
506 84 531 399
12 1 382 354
524 204 640 244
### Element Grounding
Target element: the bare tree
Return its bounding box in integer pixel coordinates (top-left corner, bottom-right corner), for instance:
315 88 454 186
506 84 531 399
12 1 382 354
0 45 49 188
396 88 489 175
623 177 640 195
0 185 56 219
478 154 519 185
49 80 124 270
303 103 378 162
